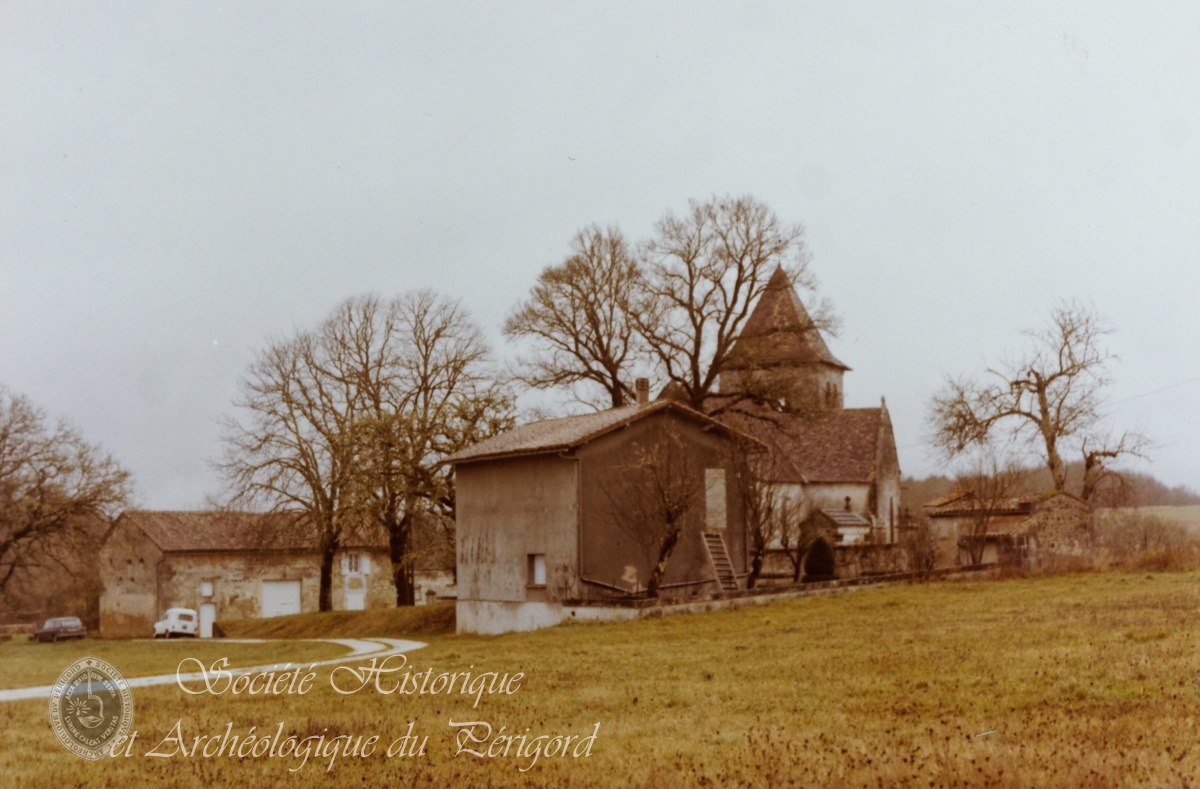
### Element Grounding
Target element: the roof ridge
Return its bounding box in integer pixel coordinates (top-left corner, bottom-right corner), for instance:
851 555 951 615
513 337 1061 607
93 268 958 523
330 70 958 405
449 400 752 464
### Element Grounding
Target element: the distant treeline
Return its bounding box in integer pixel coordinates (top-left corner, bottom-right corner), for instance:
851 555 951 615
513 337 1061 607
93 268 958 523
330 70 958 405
901 463 1200 514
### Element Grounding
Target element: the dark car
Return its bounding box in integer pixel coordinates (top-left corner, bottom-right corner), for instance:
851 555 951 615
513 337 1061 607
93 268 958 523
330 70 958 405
33 616 87 643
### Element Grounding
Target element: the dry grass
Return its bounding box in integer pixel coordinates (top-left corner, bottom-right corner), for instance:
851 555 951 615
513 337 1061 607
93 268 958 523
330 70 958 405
216 602 454 640
0 637 347 690
1138 505 1200 535
3 572 1199 786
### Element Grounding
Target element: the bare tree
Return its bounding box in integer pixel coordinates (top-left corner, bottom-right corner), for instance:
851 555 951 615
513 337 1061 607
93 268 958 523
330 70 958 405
775 493 816 582
929 300 1145 501
740 475 778 590
344 291 514 605
731 445 786 590
602 427 703 598
900 512 938 581
220 291 513 609
634 195 837 415
218 331 357 611
0 387 132 599
503 225 646 409
954 451 1029 565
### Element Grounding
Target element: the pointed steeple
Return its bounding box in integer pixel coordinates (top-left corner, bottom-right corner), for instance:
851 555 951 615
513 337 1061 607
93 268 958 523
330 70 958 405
726 267 849 372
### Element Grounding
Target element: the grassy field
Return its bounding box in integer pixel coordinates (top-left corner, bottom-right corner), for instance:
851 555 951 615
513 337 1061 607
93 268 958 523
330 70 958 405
0 637 349 691
3 571 1199 786
217 602 455 640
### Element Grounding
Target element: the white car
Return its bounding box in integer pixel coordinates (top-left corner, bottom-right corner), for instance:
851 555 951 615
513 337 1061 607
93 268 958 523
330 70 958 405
153 608 198 638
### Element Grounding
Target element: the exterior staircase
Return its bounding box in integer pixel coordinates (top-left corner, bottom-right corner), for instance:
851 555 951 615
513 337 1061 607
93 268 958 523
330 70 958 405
702 531 739 592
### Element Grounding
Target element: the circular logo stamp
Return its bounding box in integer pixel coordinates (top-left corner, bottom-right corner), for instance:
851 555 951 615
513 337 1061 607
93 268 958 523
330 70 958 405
48 656 134 760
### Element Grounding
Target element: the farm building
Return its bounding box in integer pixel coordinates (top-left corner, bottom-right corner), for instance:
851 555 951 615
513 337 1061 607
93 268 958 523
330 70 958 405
449 266 904 634
98 510 454 638
448 394 756 635
922 490 1094 568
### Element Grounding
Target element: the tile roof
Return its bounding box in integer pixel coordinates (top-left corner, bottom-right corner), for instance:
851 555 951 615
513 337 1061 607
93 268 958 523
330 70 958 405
115 510 387 553
818 509 872 527
725 266 849 372
720 404 885 483
447 401 747 464
921 491 973 509
922 490 1088 518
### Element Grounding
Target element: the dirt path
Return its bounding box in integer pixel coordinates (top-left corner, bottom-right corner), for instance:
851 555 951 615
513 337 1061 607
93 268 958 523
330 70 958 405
0 637 426 702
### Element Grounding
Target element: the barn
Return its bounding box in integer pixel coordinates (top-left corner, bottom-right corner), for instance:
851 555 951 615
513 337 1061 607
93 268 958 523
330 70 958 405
448 395 756 635
98 511 395 638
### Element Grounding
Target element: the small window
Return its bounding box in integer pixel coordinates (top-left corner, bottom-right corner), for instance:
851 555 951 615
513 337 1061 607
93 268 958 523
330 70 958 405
200 581 214 597
347 553 360 573
527 554 546 587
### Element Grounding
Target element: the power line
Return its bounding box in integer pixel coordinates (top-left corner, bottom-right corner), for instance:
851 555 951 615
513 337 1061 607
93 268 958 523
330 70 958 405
894 374 1200 452
1107 374 1200 406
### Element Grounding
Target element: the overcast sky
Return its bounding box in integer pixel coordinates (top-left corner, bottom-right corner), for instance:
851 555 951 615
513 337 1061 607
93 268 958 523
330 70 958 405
2 3 1197 509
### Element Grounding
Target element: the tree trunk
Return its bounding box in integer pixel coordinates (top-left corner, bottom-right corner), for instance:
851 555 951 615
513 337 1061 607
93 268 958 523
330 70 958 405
1081 448 1116 502
1033 380 1068 492
967 526 986 565
389 516 415 606
318 539 337 612
747 552 763 590
1042 433 1067 491
645 527 681 598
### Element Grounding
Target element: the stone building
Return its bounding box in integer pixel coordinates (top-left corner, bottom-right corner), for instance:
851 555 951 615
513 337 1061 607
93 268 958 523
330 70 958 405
695 267 903 554
98 511 394 638
448 396 755 635
922 490 1094 568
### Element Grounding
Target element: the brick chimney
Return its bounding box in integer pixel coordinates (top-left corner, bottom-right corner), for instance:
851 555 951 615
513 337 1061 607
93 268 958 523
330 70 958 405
635 378 650 407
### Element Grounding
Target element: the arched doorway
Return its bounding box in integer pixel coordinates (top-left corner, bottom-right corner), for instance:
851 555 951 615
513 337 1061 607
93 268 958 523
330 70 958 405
802 537 837 582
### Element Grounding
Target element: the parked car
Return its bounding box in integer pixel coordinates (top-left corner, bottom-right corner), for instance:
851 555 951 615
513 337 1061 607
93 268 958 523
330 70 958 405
33 616 87 643
153 607 198 638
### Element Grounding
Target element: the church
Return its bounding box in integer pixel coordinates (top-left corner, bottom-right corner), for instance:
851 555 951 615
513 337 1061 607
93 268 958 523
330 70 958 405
448 266 903 632
707 266 902 552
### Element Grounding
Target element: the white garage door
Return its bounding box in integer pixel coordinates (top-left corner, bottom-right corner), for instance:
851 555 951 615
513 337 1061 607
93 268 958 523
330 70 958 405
260 580 302 618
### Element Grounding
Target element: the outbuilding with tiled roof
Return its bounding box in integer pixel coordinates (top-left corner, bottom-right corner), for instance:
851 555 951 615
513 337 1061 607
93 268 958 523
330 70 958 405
922 490 1094 568
98 510 416 638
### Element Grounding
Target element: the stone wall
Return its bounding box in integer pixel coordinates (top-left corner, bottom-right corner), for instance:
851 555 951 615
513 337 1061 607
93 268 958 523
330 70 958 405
161 548 394 620
99 521 164 638
99 531 395 638
872 405 902 540
835 543 909 577
1026 495 1094 563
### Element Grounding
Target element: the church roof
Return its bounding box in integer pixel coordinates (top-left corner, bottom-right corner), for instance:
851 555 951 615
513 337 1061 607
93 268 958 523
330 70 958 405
719 404 886 483
725 267 849 372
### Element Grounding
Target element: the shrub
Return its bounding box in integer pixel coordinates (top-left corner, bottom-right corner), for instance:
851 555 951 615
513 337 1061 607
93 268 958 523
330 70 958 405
1095 510 1200 572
